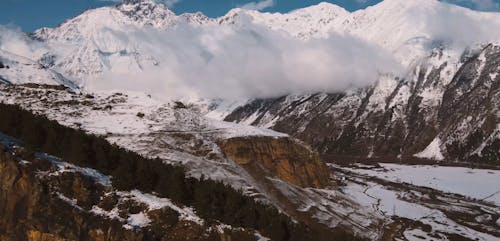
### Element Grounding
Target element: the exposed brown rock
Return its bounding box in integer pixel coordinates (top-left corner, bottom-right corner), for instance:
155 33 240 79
0 144 258 241
219 136 330 188
26 231 73 241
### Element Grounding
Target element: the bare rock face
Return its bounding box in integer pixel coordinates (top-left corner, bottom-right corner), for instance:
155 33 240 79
0 146 144 241
219 136 330 188
0 144 257 241
26 231 72 241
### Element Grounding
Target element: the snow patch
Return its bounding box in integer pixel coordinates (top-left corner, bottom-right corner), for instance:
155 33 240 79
343 180 498 241
56 192 83 211
36 153 111 186
91 206 122 219
255 232 270 241
123 190 204 225
404 229 439 241
414 137 444 161
124 212 151 229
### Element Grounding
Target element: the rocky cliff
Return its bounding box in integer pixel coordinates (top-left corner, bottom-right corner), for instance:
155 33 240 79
0 143 257 241
219 136 330 188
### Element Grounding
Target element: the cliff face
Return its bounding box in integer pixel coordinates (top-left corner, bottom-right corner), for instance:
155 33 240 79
0 146 127 241
0 144 255 241
219 136 330 188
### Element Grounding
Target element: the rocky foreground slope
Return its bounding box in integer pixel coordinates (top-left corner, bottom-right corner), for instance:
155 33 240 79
0 83 372 240
0 98 361 241
0 142 222 241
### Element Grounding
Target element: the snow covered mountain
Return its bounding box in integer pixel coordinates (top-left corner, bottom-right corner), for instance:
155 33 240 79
1 0 500 240
209 1 500 165
1 0 499 164
31 0 500 81
33 0 178 79
224 44 500 164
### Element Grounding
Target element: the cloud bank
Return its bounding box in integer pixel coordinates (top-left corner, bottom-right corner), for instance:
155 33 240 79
0 25 48 59
85 17 401 100
420 2 500 49
5 1 500 101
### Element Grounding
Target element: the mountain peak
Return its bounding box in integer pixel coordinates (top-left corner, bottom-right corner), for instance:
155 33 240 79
121 0 160 5
118 0 176 24
117 0 175 15
291 1 349 15
316 1 349 11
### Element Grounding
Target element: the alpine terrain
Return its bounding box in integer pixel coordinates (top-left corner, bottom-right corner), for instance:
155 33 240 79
0 0 499 240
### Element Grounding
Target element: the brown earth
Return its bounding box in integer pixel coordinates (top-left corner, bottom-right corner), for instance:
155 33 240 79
219 136 330 188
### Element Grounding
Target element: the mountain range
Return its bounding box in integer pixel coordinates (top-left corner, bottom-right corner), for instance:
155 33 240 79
0 0 500 240
3 0 498 164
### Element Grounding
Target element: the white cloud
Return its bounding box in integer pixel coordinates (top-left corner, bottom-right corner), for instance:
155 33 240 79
240 0 275 11
82 3 500 100
5 1 500 101
421 3 500 48
84 16 401 100
0 25 48 59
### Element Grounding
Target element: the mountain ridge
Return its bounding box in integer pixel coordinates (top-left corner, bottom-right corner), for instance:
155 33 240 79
27 0 500 84
3 0 499 164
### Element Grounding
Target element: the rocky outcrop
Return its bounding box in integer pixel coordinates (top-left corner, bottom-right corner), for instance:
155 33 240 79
0 144 257 241
219 136 330 188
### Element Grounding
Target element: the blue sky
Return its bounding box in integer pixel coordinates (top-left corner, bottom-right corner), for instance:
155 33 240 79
1 0 499 32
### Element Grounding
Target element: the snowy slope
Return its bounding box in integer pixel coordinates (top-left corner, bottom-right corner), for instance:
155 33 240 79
0 49 76 87
354 0 500 65
233 0 500 66
33 0 178 79
218 2 349 39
